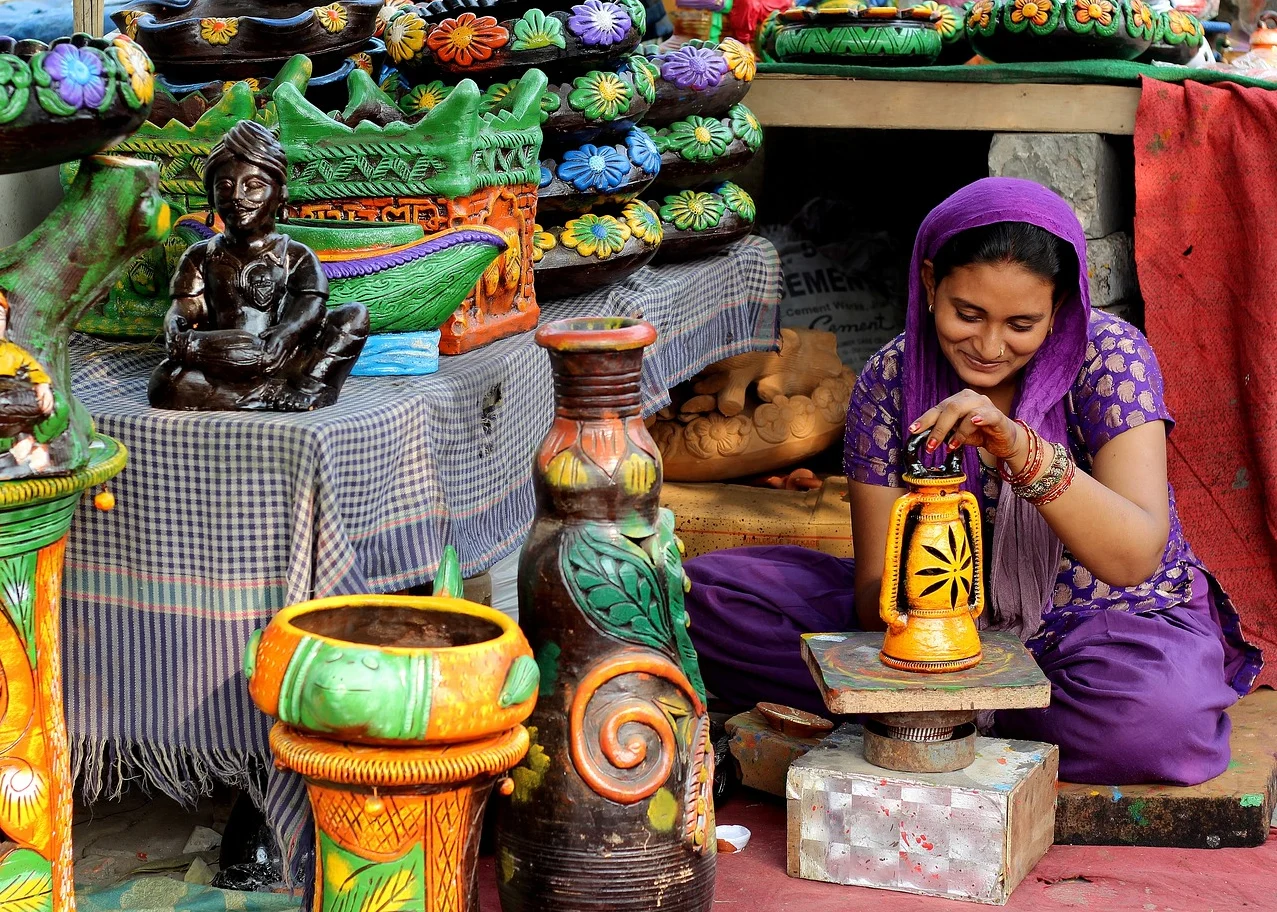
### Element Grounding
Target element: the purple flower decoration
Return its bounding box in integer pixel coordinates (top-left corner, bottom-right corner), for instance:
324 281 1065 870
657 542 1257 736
660 45 727 91
557 143 631 192
44 44 107 110
568 0 632 47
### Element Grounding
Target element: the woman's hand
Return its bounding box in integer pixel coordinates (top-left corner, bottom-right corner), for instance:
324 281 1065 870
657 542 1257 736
909 389 1026 463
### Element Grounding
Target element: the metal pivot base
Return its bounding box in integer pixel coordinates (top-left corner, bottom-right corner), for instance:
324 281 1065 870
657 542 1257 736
862 710 976 773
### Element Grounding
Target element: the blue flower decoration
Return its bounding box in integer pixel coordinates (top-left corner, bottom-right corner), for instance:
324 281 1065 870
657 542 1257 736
540 165 553 188
625 129 662 175
556 143 631 192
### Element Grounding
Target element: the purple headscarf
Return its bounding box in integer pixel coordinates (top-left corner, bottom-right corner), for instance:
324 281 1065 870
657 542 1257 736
904 178 1091 640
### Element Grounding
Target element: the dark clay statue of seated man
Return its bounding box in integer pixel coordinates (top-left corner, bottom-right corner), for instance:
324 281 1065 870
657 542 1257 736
148 119 369 412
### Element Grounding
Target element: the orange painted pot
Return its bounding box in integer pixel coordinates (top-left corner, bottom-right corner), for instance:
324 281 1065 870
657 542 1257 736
245 594 539 745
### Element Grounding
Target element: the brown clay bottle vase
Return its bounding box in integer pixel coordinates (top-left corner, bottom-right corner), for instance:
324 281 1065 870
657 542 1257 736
495 317 716 912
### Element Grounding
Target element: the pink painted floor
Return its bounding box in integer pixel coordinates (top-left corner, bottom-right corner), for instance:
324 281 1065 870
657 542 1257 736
476 795 1277 910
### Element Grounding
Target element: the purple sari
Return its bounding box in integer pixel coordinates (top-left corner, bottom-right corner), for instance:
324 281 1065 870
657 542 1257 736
684 179 1263 786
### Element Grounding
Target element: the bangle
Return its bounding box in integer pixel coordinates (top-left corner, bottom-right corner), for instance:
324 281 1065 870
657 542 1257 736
1013 441 1075 505
1033 458 1076 506
999 420 1043 485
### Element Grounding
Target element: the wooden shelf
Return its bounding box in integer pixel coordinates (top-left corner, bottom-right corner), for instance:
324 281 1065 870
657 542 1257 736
750 74 1140 134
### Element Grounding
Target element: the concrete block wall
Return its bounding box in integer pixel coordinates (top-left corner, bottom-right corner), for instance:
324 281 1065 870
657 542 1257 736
987 133 1141 327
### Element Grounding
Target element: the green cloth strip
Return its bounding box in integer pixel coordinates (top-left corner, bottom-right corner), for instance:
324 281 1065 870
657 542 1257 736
757 59 1277 90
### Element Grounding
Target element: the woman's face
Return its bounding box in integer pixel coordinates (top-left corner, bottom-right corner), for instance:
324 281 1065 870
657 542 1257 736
922 260 1058 391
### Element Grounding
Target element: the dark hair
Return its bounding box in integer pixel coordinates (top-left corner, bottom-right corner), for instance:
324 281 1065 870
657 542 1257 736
931 222 1076 301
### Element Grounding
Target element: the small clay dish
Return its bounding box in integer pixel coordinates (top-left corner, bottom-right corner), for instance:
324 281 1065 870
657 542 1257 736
532 202 661 298
756 702 835 738
769 5 944 66
646 103 761 188
649 181 756 264
641 37 756 128
0 34 154 175
538 127 662 214
964 0 1156 63
384 2 645 80
1137 8 1204 65
113 0 385 81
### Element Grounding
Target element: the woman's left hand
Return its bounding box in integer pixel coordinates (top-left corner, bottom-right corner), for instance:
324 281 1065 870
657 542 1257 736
909 389 1025 462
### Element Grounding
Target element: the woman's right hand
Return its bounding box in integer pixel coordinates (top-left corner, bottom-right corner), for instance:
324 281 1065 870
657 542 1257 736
909 389 1028 466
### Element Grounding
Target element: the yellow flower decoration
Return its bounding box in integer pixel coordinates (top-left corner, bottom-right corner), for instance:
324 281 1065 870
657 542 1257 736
385 10 427 63
531 226 556 263
622 201 662 245
1073 0 1112 25
1167 9 1196 35
968 0 994 26
313 4 348 32
118 9 142 39
482 228 522 295
199 17 239 45
720 38 756 81
223 77 261 94
1010 0 1051 26
112 36 154 106
561 214 631 259
1127 0 1152 29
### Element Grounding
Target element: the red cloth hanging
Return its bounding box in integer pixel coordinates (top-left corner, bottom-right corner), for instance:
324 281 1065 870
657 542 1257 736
1135 76 1277 689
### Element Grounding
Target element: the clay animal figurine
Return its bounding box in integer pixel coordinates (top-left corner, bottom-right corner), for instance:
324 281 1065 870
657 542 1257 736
149 120 370 411
691 326 842 416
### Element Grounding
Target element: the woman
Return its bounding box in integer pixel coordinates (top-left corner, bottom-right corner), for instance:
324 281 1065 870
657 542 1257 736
685 178 1262 786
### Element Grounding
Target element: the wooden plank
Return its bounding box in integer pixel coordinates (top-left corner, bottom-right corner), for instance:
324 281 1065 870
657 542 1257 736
802 630 1051 714
750 75 1140 135
1055 688 1277 848
73 0 106 36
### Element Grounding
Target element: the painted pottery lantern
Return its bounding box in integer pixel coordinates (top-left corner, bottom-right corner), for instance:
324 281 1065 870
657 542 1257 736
245 577 539 912
495 318 715 912
878 432 984 673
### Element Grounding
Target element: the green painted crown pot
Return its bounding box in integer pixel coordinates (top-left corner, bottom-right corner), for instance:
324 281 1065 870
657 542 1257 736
245 593 539 745
767 5 945 66
964 0 1156 62
494 317 716 912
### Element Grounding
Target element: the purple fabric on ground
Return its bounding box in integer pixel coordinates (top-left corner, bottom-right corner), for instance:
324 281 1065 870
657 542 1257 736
685 546 1235 783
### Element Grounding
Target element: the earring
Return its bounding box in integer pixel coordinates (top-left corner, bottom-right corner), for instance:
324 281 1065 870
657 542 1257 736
928 302 934 314
276 205 288 224
205 211 214 228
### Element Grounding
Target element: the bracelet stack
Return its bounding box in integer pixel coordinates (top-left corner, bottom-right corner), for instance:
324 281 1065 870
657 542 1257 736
998 419 1076 506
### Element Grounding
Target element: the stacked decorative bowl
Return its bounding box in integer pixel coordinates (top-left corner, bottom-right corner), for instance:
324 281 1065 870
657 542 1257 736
640 37 761 262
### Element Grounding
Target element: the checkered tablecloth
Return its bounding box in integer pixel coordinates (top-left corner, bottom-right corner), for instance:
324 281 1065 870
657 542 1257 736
61 236 781 882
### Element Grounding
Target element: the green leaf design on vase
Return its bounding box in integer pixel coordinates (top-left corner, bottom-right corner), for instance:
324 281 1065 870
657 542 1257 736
728 104 762 151
660 190 725 232
617 0 648 35
0 552 36 667
627 54 658 103
512 8 567 50
717 182 756 222
652 507 706 702
568 70 633 121
0 848 53 912
320 832 424 912
0 56 32 125
561 523 675 652
667 115 732 163
499 654 541 707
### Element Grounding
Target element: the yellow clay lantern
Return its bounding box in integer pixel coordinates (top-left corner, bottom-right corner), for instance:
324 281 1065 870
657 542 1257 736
879 432 984 672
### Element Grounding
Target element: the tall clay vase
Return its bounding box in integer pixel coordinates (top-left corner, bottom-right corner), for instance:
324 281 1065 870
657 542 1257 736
245 585 539 912
0 438 127 910
495 318 716 912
